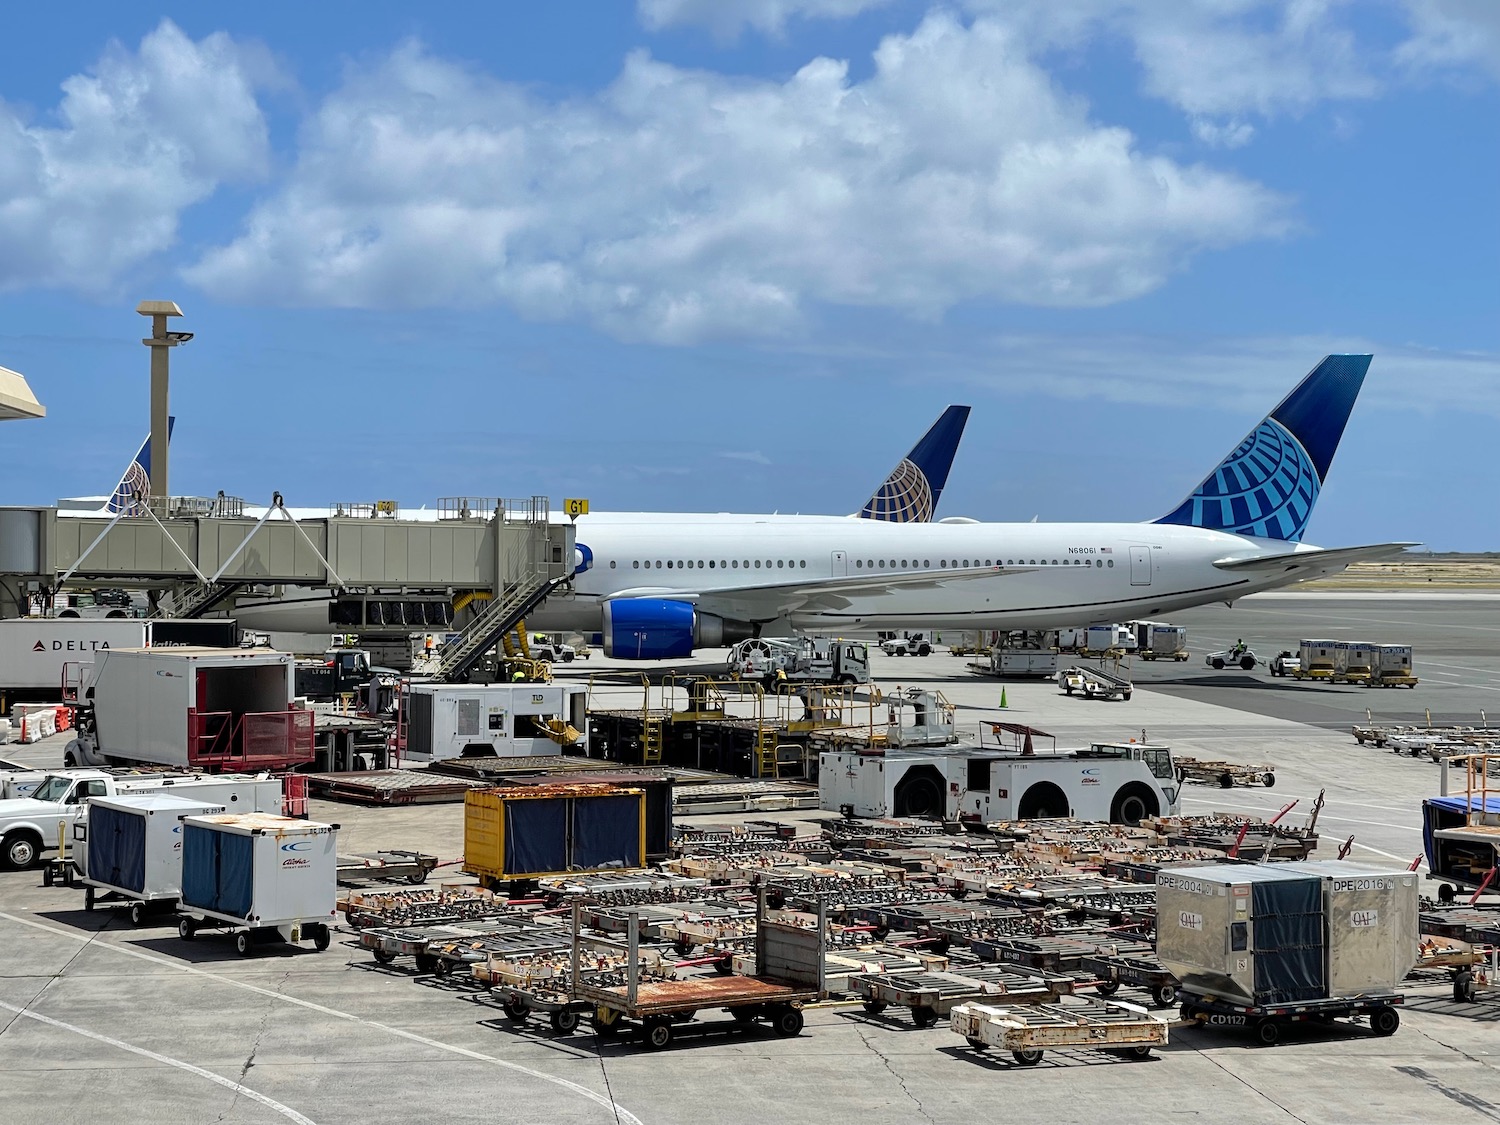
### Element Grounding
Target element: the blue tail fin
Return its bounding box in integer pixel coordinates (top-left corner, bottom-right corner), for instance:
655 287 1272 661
106 417 174 514
861 405 970 522
1155 355 1370 542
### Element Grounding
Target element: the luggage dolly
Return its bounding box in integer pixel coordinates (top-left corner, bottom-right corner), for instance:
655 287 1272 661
951 998 1168 1065
1179 991 1403 1046
1081 952 1182 1009
493 981 595 1035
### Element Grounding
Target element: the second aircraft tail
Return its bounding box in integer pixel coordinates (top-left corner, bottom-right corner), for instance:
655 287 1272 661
860 404 970 523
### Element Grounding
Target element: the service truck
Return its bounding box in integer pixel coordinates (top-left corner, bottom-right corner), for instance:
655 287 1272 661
820 740 1179 824
0 768 283 870
0 618 240 710
729 636 871 685
64 647 314 772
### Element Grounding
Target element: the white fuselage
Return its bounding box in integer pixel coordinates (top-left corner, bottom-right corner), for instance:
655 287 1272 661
209 511 1314 637
541 512 1307 632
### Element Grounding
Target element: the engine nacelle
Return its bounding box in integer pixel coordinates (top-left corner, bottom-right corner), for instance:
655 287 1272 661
601 598 754 659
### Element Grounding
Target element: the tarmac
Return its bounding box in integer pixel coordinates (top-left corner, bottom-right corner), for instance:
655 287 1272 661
1 591 1498 1125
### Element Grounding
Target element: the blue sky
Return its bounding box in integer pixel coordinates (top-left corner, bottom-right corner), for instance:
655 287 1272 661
1 0 1495 549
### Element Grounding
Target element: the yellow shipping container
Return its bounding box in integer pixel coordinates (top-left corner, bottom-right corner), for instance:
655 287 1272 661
463 784 645 888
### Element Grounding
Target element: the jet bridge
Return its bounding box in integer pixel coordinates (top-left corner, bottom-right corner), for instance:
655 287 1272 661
0 497 574 642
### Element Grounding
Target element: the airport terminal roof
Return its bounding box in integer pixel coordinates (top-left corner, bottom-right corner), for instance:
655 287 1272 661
0 365 44 421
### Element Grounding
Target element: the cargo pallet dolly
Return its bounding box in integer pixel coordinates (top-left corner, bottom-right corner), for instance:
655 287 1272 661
1178 991 1403 1046
493 977 596 1034
572 888 825 1050
951 998 1168 1065
852 966 1074 1027
1173 757 1276 789
1081 952 1181 1008
336 850 439 885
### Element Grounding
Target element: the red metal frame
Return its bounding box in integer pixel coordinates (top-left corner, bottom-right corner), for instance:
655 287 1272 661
186 707 315 771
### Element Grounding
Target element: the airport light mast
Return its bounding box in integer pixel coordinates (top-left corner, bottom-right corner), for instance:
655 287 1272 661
136 301 192 510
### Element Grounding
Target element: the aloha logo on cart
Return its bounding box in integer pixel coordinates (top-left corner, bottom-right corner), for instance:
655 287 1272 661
280 840 311 868
1080 768 1101 786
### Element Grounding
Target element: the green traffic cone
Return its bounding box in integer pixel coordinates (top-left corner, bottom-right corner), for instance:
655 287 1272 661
999 688 1008 709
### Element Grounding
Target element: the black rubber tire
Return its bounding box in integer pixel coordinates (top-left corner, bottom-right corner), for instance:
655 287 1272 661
731 1007 760 1024
84 885 96 911
1012 1048 1043 1066
772 1006 805 1037
372 949 397 965
405 871 428 885
1128 1045 1153 1059
862 998 888 1015
1439 884 1457 904
433 958 451 977
966 1036 987 1050
235 931 253 957
1152 984 1177 1008
1370 1006 1400 1036
1095 981 1120 997
1211 658 1225 670
1180 1001 1200 1021
43 865 54 887
1218 773 1235 789
1123 691 1132 701
712 956 734 975
503 1000 530 1023
1110 783 1159 827
551 1009 580 1034
1240 656 1256 671
312 924 331 952
178 917 195 941
1064 685 1073 695
129 902 145 927
917 645 931 656
1454 972 1475 1003
911 1005 938 1028
1263 773 1276 787
2 832 41 871
641 1016 673 1050
1255 1019 1280 1046
414 953 438 973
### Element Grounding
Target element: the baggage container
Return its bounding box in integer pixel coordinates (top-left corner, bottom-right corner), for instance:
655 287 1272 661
1298 861 1420 996
1341 642 1376 684
1296 639 1340 680
463 784 645 888
178 813 338 955
1373 644 1417 686
82 793 226 924
1156 865 1327 1006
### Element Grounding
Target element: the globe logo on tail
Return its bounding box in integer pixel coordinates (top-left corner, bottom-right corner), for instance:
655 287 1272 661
861 458 934 523
1178 418 1320 541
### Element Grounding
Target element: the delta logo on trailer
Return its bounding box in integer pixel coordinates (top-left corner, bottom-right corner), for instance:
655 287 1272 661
280 840 311 868
32 639 112 653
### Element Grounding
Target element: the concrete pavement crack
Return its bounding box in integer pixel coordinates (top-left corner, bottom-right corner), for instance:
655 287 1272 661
1187 1043 1310 1125
854 1025 935 1125
217 968 290 1124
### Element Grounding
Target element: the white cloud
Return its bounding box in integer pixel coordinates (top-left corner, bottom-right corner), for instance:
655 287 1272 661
0 20 276 294
1190 118 1256 148
1396 0 1500 80
720 449 773 465
639 0 893 39
189 14 1290 343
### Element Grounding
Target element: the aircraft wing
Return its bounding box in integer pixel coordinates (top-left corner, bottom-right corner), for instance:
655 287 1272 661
1211 542 1418 580
604 563 1038 622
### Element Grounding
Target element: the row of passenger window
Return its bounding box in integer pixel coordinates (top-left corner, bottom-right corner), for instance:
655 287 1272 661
614 559 809 570
607 556 1116 570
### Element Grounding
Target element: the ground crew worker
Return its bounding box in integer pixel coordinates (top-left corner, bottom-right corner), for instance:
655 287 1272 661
424 634 434 659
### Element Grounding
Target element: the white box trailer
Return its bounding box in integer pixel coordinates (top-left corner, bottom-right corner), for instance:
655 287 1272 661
178 813 338 955
82 793 227 925
399 682 590 762
819 742 1179 824
0 619 240 701
68 647 313 772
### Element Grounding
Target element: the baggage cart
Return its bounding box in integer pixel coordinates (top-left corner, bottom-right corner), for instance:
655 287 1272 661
80 794 226 926
1174 757 1276 789
573 889 824 1049
336 849 439 885
1057 666 1132 702
1179 990 1403 1046
852 966 1072 1026
951 998 1168 1064
176 813 338 956
1081 952 1181 1008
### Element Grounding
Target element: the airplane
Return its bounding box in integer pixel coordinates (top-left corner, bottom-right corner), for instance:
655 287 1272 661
529 354 1412 657
55 418 175 515
58 406 972 633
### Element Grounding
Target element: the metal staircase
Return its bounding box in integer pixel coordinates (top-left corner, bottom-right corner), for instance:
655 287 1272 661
155 579 243 620
641 717 665 766
435 572 571 682
754 729 780 779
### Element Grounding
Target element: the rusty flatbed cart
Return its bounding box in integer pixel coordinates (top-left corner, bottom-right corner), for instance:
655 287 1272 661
1173 757 1276 789
951 998 1169 1064
572 889 826 1049
852 966 1073 1026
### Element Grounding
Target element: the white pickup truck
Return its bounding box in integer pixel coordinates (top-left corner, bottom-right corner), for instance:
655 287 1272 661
0 769 282 871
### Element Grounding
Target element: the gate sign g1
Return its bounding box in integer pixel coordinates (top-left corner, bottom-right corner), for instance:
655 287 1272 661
564 498 590 518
